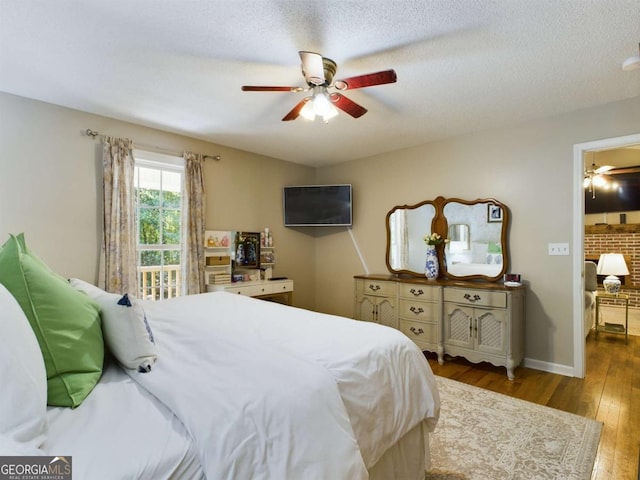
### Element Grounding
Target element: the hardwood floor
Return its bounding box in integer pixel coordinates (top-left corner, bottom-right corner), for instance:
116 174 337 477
425 332 640 480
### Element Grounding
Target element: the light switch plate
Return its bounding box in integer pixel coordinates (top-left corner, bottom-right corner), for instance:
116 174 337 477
548 243 570 255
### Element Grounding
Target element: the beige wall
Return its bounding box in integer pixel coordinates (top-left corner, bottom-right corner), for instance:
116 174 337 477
315 96 640 371
0 92 317 309
2 90 639 372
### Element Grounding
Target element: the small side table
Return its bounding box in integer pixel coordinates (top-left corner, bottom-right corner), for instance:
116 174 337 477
595 292 629 344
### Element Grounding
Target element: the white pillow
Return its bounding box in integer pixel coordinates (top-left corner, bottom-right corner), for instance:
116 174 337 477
70 279 157 373
486 253 503 265
0 284 47 449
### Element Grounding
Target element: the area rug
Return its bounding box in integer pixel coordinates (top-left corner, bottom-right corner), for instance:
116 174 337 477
427 376 602 480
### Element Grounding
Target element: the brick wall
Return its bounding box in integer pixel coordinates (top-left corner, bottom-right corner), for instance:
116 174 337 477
585 224 640 308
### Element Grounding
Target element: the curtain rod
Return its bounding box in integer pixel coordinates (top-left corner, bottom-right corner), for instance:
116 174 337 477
84 129 221 161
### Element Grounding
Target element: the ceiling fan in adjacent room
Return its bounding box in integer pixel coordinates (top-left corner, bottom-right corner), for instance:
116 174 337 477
241 51 397 122
584 158 616 199
584 156 640 199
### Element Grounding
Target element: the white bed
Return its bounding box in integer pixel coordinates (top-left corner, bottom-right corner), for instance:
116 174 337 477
2 275 440 479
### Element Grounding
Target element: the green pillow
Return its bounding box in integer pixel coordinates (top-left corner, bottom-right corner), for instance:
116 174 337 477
0 234 103 407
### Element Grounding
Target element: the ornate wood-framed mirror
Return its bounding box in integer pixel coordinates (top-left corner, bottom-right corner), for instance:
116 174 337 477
385 200 437 275
385 197 509 282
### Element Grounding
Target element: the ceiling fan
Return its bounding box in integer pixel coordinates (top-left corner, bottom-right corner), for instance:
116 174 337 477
583 155 640 199
241 51 397 122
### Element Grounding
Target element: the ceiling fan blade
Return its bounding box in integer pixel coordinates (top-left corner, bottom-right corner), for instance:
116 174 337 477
242 86 304 92
607 166 640 175
334 69 397 90
594 165 615 174
282 97 311 121
299 51 326 86
330 93 367 118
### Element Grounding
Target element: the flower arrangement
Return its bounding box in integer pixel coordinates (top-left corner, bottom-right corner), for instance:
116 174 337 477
423 232 446 246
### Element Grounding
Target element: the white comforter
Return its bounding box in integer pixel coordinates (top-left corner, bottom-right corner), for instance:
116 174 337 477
131 292 440 480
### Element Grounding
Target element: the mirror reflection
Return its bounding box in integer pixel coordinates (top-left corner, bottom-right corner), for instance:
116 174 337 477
385 197 509 281
386 202 436 273
444 201 505 279
448 224 470 252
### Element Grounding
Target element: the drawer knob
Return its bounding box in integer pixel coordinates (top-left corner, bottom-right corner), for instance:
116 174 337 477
409 326 424 335
368 284 381 292
463 293 481 303
409 306 424 315
409 288 424 296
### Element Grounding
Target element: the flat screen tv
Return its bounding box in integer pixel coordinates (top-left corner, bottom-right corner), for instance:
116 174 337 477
585 172 640 214
283 184 353 227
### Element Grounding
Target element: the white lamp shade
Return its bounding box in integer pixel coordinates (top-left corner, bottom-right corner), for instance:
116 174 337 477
596 253 629 276
597 253 629 294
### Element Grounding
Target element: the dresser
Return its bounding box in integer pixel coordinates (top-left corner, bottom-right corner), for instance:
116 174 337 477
354 274 525 380
208 279 293 305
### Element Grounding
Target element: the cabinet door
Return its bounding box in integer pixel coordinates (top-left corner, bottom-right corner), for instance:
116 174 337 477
376 296 397 329
475 309 507 356
355 294 377 323
444 303 473 348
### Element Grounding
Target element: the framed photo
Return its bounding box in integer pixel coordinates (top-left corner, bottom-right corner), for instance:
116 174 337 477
488 204 503 223
235 232 261 268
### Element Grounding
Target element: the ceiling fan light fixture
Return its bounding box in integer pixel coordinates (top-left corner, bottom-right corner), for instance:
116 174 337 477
622 43 640 71
299 90 339 123
313 92 338 122
592 174 607 188
299 98 316 121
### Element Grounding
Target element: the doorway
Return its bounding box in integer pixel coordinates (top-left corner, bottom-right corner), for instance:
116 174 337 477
573 133 640 378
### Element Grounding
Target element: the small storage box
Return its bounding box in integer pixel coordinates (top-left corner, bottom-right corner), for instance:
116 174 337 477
206 255 230 266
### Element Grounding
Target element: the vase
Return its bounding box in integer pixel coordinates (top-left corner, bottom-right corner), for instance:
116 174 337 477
425 245 439 280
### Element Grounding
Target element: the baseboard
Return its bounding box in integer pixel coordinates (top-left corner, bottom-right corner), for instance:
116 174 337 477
522 357 575 377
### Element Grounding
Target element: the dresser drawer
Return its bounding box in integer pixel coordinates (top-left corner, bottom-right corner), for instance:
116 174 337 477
398 299 439 322
444 288 507 308
399 319 438 344
225 284 270 296
269 280 293 294
356 279 396 297
398 284 440 301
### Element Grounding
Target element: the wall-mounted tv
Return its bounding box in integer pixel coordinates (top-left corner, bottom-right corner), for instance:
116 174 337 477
585 172 640 214
283 184 352 227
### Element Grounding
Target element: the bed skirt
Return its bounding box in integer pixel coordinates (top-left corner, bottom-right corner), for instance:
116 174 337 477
369 421 430 480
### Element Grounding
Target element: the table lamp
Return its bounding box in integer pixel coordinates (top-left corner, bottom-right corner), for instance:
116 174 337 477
596 253 629 294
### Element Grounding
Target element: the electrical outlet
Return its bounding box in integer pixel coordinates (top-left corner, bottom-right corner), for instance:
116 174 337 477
548 243 570 255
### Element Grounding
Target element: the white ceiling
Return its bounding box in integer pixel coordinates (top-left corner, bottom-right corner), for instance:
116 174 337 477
0 0 638 167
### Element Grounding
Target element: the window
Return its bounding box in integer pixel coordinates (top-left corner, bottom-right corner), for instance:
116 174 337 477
134 151 184 300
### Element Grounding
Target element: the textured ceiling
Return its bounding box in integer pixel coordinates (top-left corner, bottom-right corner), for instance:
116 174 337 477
0 0 638 167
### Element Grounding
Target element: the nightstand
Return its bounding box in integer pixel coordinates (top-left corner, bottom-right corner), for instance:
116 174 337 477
595 292 629 344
